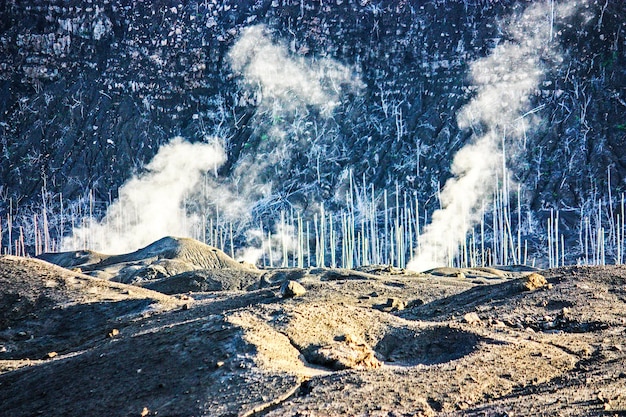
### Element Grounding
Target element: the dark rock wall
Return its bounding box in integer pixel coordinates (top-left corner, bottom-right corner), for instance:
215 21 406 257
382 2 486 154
0 0 624 230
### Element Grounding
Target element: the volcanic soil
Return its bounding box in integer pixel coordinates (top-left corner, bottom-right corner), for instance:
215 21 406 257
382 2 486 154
1 237 625 416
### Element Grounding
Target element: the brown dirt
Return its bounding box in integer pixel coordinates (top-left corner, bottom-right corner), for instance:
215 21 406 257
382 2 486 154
2 244 626 416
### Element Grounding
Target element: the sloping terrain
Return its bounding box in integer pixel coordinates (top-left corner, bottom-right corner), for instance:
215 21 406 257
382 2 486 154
0 255 183 370
1 242 625 416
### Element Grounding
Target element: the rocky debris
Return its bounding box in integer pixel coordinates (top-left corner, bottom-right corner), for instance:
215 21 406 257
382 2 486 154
1 259 626 416
380 297 406 312
280 280 306 298
310 333 381 370
462 312 482 326
260 269 308 288
406 298 425 308
521 272 548 291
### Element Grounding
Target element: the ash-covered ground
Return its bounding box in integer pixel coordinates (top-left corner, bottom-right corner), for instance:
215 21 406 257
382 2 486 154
1 237 625 416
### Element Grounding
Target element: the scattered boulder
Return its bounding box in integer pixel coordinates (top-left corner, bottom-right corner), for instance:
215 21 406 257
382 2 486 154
407 298 425 308
386 297 407 311
521 273 548 291
463 312 482 326
260 269 307 288
311 333 381 370
280 280 307 298
375 297 407 312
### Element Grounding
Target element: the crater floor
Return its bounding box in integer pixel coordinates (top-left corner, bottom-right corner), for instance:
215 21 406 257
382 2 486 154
1 250 625 416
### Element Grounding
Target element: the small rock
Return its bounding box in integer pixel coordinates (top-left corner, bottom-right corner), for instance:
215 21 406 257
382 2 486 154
541 320 557 330
176 294 193 301
108 329 120 338
280 280 307 298
520 273 548 291
463 312 482 326
239 260 258 270
313 333 381 370
406 298 424 308
385 297 406 311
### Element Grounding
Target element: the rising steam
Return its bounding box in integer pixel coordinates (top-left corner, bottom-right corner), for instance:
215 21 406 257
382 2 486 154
407 1 578 271
211 23 361 220
63 137 226 254
224 24 362 264
228 24 360 115
64 24 360 260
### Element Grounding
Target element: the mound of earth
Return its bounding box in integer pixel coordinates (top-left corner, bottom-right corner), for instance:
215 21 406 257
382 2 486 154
39 236 256 286
1 256 625 416
36 249 111 269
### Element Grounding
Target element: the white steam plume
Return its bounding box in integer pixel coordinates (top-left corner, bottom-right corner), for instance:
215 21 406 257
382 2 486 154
63 24 361 260
407 1 578 271
215 24 362 220
223 24 362 264
228 24 361 115
237 222 298 267
63 137 226 254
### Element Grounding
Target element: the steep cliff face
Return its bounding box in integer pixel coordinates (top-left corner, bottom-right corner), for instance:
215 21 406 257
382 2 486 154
0 0 625 257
